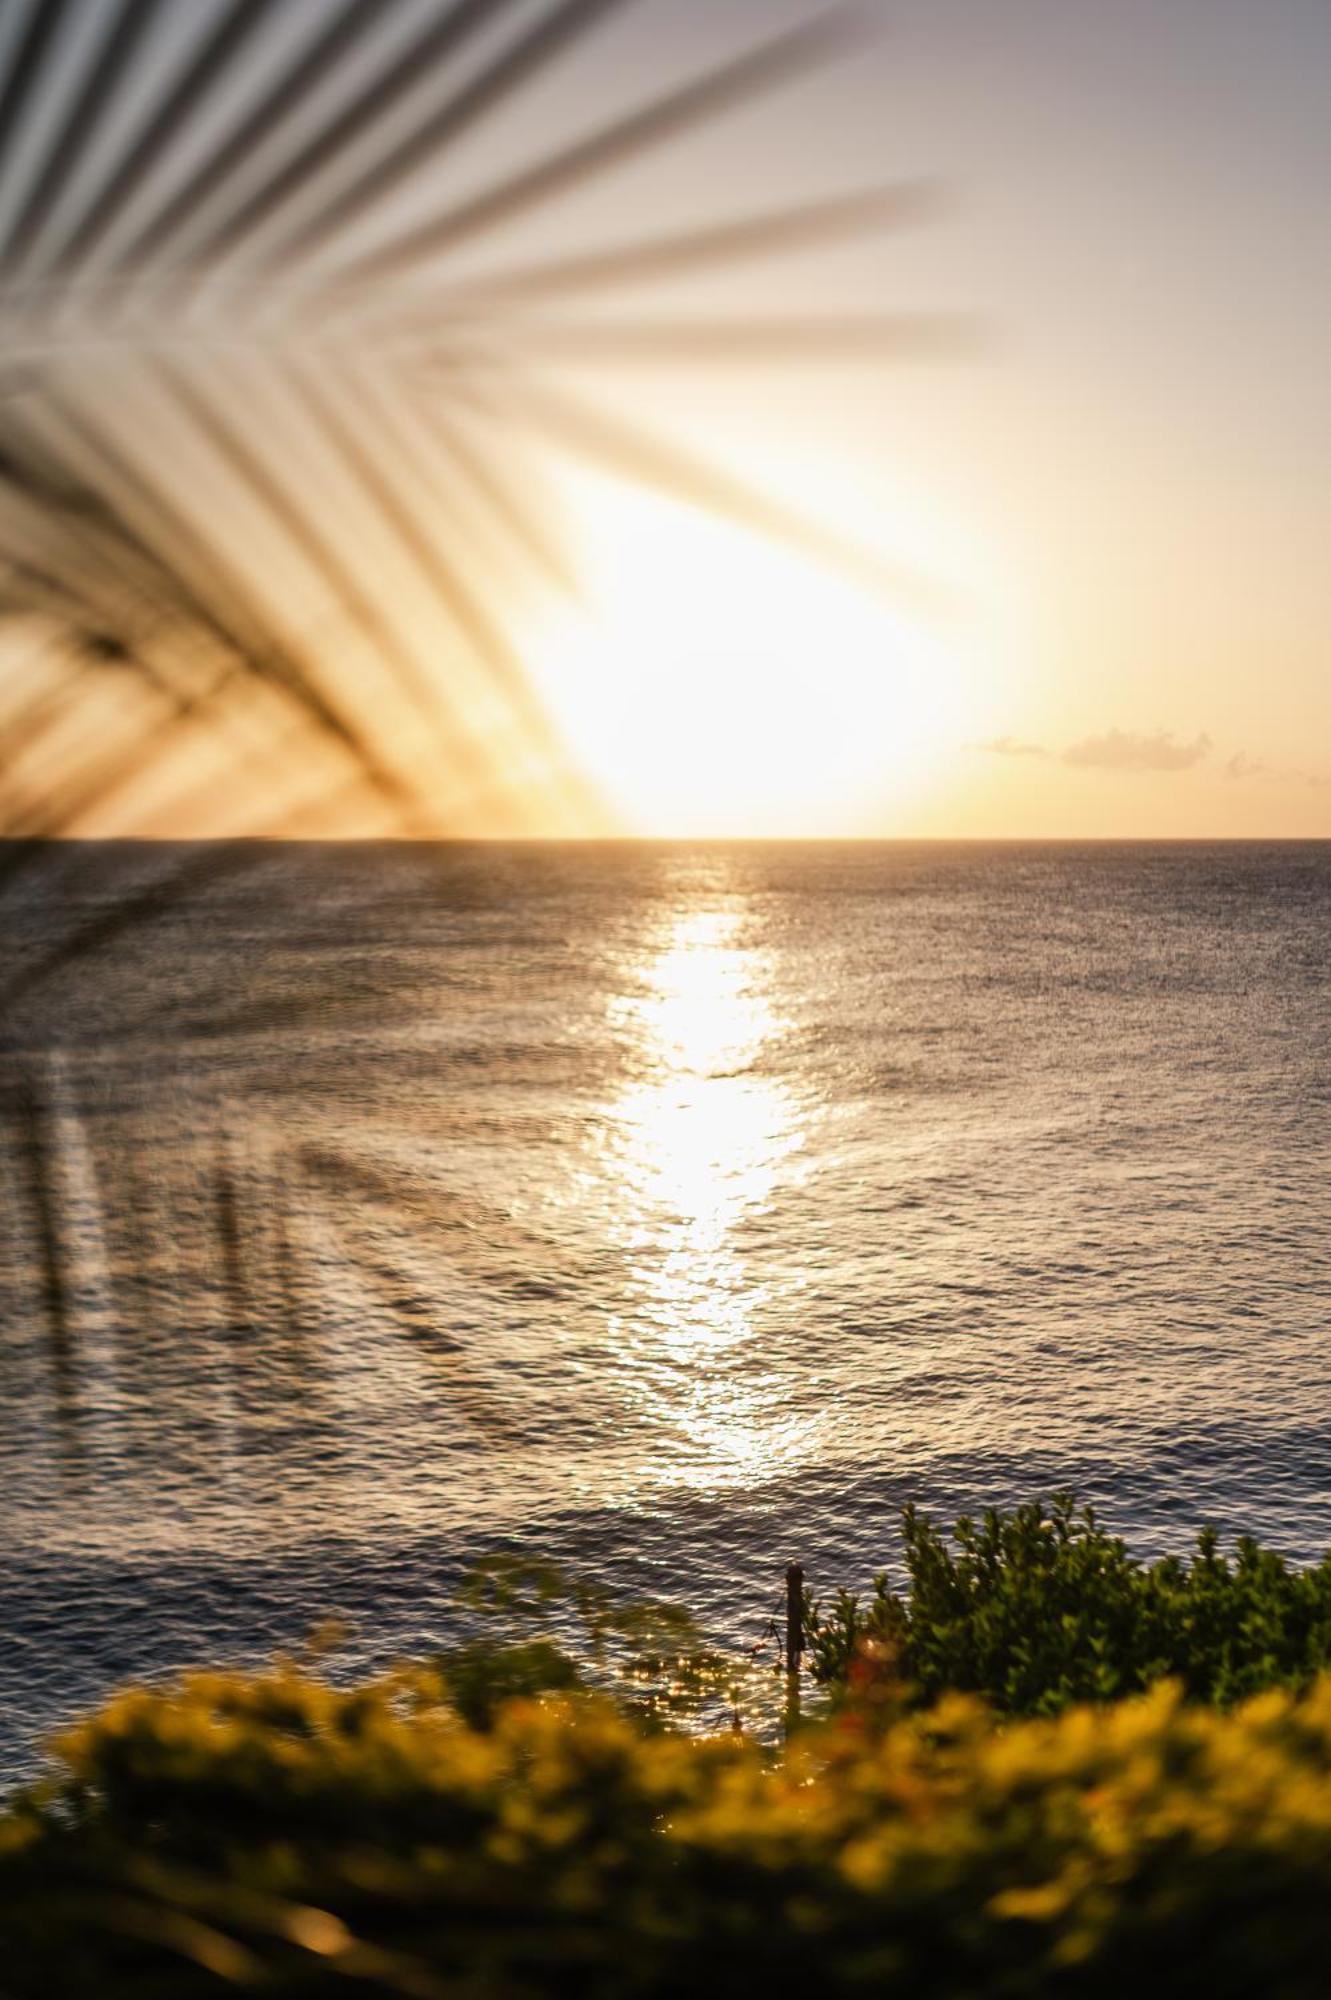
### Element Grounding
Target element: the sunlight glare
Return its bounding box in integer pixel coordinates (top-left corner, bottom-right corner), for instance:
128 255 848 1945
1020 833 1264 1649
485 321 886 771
529 486 967 836
598 899 813 1489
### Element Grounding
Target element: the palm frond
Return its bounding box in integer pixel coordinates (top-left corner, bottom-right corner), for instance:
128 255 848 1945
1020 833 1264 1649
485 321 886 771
254 0 636 275
0 0 964 1364
1 0 164 270
421 311 983 368
0 0 78 189
107 0 410 274
315 5 875 289
467 368 949 611
45 0 285 275
374 182 943 318
142 0 525 280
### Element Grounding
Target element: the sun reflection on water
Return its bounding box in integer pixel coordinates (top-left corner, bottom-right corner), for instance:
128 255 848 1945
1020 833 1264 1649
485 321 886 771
599 900 812 1490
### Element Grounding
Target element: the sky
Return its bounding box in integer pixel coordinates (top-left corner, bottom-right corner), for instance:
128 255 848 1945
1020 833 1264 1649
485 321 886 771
507 0 1331 836
1 0 1327 839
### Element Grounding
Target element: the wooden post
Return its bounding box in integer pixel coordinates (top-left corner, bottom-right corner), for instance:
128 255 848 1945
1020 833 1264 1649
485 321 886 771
785 1562 804 1677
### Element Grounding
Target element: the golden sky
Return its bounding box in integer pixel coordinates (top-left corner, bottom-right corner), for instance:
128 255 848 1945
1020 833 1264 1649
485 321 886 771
513 0 1331 838
2 0 1326 839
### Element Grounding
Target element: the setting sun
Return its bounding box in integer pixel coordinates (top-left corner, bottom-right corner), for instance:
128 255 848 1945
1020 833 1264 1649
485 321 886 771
529 482 969 837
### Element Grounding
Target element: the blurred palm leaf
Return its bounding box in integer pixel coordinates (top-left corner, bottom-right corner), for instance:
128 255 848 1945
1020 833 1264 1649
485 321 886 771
0 0 954 869
0 0 960 1368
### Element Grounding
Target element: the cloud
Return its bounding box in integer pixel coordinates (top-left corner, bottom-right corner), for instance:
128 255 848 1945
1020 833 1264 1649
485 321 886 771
974 726 1326 791
973 735 1049 758
1225 750 1330 789
1062 729 1211 773
1225 750 1266 781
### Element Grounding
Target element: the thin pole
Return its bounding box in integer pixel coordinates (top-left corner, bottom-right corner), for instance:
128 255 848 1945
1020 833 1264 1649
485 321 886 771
783 1562 804 1738
785 1562 804 1677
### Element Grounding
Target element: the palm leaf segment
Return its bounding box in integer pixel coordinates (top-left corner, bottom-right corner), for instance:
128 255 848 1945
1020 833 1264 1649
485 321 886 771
0 1 965 1369
0 0 952 867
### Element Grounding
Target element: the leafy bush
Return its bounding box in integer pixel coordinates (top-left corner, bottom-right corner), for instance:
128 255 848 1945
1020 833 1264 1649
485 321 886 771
804 1494 1331 1713
7 1504 1331 1994
7 1663 1331 1995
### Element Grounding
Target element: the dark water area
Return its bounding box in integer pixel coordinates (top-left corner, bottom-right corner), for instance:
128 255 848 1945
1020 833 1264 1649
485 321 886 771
1 839 1329 1778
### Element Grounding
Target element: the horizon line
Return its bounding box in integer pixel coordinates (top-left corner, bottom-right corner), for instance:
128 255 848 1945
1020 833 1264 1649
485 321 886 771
6 833 1331 848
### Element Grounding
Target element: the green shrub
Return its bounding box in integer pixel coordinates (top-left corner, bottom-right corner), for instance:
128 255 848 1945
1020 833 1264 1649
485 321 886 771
7 1662 1331 1995
8 1504 1331 1994
805 1494 1331 1713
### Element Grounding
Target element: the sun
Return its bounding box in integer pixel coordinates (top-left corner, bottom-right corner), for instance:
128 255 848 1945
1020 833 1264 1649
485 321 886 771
527 482 968 838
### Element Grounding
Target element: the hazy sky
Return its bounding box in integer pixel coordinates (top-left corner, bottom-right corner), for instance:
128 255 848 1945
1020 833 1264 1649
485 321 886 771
3 0 1326 838
511 0 1331 836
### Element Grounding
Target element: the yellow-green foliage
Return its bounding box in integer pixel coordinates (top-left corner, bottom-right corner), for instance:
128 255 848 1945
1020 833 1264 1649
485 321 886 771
5 1662 1331 1995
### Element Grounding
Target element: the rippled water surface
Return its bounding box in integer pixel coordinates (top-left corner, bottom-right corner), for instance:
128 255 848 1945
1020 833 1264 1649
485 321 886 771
1 840 1329 1773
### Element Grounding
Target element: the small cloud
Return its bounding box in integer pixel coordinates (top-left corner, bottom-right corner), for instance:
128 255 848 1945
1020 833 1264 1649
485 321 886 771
1062 728 1211 773
973 734 1049 758
1224 750 1329 789
1225 751 1266 781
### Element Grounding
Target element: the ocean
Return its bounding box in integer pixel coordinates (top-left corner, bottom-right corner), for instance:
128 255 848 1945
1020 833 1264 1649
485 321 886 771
1 839 1328 1775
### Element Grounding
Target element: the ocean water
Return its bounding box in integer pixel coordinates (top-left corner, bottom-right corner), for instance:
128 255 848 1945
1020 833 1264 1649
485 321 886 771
1 839 1329 1774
